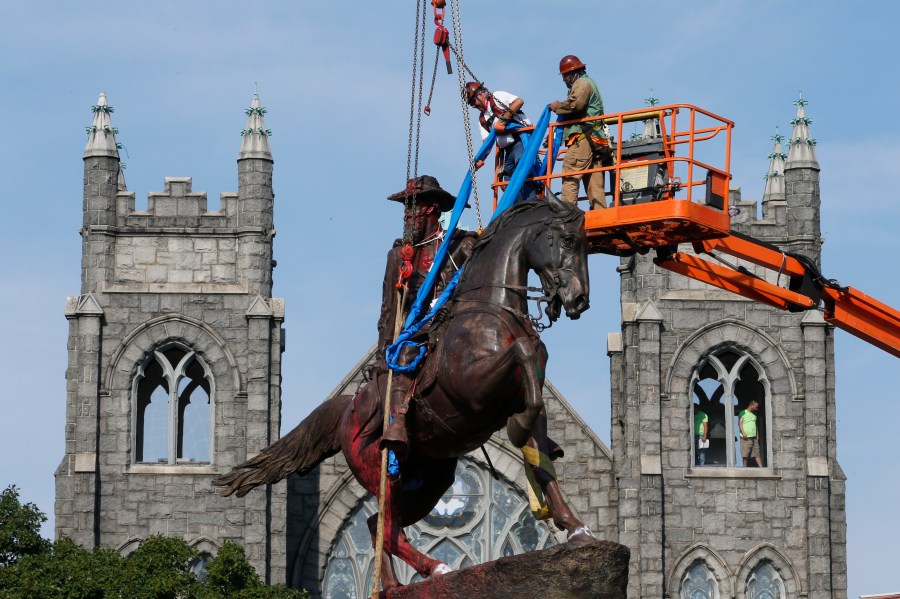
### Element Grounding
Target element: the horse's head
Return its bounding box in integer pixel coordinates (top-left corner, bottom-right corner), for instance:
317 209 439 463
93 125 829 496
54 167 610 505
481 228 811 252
528 195 590 321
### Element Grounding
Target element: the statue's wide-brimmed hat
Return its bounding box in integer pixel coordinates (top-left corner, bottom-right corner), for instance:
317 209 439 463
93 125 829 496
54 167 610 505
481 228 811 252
387 175 457 212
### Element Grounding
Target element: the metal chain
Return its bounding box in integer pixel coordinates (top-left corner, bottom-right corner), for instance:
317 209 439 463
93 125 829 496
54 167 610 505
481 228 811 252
424 47 440 115
413 1 426 182
404 0 428 244
405 0 422 187
448 0 482 230
447 41 479 82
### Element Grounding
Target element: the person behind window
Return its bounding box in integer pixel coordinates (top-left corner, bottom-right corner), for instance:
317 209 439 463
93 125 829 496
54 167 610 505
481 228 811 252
694 408 709 466
739 399 764 467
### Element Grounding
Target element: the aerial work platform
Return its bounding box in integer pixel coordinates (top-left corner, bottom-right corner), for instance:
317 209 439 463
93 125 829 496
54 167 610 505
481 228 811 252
492 103 734 255
487 102 900 358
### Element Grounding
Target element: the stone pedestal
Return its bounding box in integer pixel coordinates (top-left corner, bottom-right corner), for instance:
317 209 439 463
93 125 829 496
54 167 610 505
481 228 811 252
385 538 629 599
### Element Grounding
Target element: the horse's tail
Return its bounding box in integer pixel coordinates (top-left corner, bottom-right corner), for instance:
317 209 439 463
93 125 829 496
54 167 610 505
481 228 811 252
212 393 352 497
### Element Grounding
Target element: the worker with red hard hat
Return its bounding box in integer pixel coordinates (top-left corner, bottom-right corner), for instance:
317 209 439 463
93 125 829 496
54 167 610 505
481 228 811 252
465 82 538 201
549 55 610 210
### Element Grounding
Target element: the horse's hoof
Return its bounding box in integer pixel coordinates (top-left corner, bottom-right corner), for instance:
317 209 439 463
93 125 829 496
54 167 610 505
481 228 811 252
567 525 595 542
430 562 453 576
506 418 530 448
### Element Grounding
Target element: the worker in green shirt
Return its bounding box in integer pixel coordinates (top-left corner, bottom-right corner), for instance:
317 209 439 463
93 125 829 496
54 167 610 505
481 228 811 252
739 400 764 467
694 408 709 466
549 54 610 210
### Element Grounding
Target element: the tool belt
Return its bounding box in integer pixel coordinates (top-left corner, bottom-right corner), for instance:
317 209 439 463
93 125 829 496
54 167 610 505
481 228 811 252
567 122 614 166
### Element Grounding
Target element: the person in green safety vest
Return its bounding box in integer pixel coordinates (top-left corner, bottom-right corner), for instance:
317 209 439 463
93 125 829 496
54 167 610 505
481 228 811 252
694 407 709 466
549 54 611 210
738 399 764 467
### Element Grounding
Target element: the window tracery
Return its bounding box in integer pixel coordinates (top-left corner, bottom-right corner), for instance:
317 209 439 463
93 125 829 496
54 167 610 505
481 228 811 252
745 561 785 599
680 560 719 599
691 349 770 468
133 344 213 464
322 458 558 596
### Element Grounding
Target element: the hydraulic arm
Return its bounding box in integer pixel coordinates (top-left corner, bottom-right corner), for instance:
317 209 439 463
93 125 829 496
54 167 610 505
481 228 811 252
654 231 900 358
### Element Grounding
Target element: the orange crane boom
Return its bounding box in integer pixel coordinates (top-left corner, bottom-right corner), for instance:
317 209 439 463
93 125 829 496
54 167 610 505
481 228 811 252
655 232 900 358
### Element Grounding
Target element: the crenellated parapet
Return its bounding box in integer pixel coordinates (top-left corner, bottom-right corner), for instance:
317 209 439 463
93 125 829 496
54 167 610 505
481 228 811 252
79 93 276 297
115 178 240 228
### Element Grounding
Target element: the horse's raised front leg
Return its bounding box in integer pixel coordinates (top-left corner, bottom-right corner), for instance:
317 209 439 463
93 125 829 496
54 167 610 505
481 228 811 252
523 410 594 542
368 476 451 589
366 514 400 592
505 338 545 448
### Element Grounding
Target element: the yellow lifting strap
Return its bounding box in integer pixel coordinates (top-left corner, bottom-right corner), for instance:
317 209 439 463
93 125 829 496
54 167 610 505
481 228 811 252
520 445 557 521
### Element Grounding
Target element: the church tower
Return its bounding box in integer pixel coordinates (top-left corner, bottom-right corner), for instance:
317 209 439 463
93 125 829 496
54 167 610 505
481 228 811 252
55 93 288 583
609 98 847 598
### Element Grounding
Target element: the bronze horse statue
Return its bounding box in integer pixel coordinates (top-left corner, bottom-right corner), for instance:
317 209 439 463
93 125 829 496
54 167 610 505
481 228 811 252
213 196 592 590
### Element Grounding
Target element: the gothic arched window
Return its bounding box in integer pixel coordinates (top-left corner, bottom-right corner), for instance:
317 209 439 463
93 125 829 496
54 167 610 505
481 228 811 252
745 561 785 599
322 458 558 596
691 349 770 468
680 560 719 599
134 345 213 465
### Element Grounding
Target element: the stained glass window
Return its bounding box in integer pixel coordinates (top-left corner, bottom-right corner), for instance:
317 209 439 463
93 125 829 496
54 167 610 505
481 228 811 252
746 561 784 599
680 561 718 599
322 458 558 597
189 552 212 582
323 540 358 599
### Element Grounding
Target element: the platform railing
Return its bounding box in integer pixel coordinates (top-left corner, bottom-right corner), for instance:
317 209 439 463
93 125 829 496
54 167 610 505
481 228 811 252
490 103 734 211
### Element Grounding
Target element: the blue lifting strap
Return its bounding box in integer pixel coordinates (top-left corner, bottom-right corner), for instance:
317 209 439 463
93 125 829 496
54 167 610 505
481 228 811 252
386 105 553 374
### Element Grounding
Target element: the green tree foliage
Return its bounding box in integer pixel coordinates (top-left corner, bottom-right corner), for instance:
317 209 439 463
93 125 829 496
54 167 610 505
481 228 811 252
0 485 49 566
122 535 202 598
0 537 126 598
199 541 307 599
202 541 261 596
0 485 308 598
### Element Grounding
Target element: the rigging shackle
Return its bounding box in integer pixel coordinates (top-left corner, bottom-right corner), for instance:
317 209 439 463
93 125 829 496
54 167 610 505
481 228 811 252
397 243 415 288
397 261 414 287
432 0 452 74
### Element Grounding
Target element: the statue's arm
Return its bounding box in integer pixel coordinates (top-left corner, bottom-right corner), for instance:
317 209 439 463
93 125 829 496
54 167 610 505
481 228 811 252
450 232 477 270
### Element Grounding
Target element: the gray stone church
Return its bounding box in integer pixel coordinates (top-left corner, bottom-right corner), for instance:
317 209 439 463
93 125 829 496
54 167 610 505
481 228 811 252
56 93 847 598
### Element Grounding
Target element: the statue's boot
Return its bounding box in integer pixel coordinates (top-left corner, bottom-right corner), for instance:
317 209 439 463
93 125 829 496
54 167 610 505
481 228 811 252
380 374 414 460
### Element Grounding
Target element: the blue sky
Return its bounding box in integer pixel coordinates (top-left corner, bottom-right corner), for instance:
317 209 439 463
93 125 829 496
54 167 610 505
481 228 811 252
1 1 897 596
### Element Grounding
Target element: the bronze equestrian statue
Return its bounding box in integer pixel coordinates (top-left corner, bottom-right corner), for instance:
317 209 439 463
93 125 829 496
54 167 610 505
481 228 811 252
213 191 592 591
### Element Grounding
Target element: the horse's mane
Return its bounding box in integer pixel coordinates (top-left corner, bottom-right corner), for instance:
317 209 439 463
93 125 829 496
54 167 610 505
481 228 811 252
450 197 583 299
471 196 583 253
